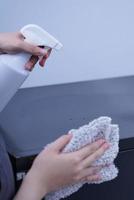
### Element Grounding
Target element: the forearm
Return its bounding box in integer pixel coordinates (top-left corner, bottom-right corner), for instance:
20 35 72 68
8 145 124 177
14 170 47 200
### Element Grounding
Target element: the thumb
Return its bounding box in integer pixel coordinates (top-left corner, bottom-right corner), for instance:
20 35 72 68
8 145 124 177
51 134 72 152
19 41 47 56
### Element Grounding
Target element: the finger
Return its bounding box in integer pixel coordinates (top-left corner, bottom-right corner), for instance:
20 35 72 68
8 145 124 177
82 143 109 168
39 48 52 67
25 55 39 71
79 166 101 180
84 174 101 182
72 139 106 160
50 134 72 152
19 41 47 56
39 55 48 67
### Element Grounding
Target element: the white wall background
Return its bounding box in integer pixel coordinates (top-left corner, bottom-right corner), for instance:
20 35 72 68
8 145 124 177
1 0 134 88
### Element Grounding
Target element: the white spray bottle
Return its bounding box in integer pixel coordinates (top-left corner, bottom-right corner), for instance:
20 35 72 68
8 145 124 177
0 24 63 112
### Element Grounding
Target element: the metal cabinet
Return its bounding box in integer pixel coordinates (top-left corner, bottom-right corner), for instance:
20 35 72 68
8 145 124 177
0 76 134 200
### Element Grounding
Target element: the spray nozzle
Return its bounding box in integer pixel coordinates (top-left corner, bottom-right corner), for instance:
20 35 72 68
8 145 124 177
20 24 63 50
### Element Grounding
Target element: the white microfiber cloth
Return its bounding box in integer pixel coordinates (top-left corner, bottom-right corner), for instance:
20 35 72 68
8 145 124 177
45 116 119 200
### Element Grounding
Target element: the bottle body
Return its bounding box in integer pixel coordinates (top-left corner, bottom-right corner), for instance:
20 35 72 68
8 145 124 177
0 53 30 112
0 24 63 113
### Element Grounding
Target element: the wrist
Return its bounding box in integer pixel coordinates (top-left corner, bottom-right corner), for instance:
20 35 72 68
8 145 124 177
26 169 48 198
14 169 47 200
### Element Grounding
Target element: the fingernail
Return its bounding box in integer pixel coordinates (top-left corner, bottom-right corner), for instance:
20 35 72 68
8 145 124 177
97 166 103 170
96 166 102 172
96 175 101 180
94 168 100 173
98 139 106 145
46 53 49 58
68 133 73 137
103 143 109 149
99 164 106 168
25 63 32 71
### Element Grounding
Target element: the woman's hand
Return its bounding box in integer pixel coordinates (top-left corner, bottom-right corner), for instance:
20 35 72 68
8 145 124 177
14 135 109 200
0 32 51 70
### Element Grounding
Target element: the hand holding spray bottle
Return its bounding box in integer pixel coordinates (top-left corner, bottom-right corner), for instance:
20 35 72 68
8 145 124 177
0 24 63 112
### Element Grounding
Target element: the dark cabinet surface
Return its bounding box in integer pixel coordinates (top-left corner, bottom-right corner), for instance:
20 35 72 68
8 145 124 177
0 76 134 200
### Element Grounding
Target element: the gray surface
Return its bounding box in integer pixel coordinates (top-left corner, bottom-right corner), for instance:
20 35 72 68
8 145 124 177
1 0 134 87
0 76 134 157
